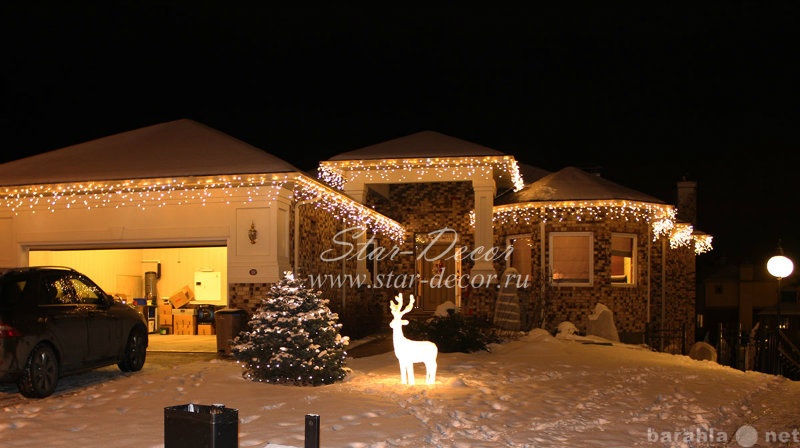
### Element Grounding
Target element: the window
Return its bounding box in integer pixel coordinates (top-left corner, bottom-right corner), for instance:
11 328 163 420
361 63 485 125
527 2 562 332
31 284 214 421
0 280 26 306
550 232 593 286
52 277 78 304
42 273 103 305
506 234 533 283
610 233 636 285
70 277 102 304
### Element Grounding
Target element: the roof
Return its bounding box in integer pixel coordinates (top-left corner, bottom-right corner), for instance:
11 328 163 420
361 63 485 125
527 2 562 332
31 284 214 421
497 166 665 204
517 163 551 184
326 130 507 161
0 119 299 186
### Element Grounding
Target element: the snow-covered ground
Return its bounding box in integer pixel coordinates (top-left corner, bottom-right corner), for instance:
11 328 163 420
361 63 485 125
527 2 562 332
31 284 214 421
1 330 799 448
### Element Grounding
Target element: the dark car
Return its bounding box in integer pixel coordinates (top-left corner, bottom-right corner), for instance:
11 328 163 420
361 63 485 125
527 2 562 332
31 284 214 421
0 266 148 398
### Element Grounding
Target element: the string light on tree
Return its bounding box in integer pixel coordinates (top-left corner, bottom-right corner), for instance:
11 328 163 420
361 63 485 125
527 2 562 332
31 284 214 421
231 271 350 386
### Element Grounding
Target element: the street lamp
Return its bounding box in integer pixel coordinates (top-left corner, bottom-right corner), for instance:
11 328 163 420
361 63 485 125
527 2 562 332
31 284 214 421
767 247 793 325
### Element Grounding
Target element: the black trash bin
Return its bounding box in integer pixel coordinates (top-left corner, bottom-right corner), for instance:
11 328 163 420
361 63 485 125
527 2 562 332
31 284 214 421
164 403 238 448
215 308 248 356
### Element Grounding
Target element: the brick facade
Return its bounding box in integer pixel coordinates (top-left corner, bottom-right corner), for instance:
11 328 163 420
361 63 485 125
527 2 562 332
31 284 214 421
228 181 697 345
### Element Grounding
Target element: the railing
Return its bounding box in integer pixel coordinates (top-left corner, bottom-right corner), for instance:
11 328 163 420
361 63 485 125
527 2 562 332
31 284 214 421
717 323 746 370
645 323 687 355
753 326 800 381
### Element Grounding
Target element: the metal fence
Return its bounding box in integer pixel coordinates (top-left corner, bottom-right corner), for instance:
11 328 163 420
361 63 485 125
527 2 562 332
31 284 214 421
752 327 800 380
716 321 800 380
644 323 687 355
717 322 746 370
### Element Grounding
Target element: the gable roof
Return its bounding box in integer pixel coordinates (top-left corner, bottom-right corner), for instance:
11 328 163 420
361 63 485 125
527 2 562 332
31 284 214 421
498 166 665 204
321 130 524 192
326 130 506 160
0 119 299 187
517 163 551 184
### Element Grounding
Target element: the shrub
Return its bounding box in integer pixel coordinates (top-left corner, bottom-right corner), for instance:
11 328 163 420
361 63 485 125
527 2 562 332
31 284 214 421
405 309 500 353
231 272 348 386
339 298 385 340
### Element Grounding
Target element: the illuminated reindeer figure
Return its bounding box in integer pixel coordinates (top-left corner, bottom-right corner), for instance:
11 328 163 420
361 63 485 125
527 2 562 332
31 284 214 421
389 293 438 385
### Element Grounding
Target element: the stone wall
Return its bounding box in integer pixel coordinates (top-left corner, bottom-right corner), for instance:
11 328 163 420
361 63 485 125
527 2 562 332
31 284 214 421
492 212 696 344
226 182 697 347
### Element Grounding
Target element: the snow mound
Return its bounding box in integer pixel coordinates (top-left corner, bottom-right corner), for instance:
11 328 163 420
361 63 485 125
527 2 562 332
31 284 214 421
586 302 620 342
434 301 456 316
522 328 555 343
556 321 579 336
688 341 718 362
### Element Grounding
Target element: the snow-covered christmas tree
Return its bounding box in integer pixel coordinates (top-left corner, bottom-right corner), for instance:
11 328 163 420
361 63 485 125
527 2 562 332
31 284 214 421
231 271 350 386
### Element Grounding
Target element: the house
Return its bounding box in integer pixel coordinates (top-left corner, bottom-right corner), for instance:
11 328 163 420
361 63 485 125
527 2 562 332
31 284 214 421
0 119 712 344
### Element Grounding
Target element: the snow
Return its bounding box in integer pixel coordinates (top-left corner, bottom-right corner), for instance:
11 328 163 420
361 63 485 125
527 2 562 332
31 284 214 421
586 302 621 342
0 119 300 186
2 331 800 448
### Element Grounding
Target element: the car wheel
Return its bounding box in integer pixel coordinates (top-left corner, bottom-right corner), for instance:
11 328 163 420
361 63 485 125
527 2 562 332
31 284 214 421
17 344 59 398
118 328 147 372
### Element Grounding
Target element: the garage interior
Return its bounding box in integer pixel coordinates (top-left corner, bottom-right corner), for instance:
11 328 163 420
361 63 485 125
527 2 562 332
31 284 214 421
29 246 229 339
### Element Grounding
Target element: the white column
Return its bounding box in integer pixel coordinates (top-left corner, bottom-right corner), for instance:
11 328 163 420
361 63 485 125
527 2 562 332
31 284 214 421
470 181 498 283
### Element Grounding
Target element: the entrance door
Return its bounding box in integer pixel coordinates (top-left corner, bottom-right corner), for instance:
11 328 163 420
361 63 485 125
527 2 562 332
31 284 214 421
415 234 461 313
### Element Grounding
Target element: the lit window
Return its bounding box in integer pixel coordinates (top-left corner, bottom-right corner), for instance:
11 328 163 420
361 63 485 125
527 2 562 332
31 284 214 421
611 233 636 285
506 234 533 285
550 232 593 286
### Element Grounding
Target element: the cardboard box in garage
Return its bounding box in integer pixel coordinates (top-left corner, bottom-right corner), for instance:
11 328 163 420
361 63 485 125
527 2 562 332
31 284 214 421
158 302 174 326
173 315 197 335
168 286 195 309
197 323 215 335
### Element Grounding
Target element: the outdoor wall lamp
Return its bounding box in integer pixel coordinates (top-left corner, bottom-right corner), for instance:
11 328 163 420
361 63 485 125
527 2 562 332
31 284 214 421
248 222 258 244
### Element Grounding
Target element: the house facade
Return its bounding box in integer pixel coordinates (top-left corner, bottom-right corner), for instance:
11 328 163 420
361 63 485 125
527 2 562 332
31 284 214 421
0 119 712 344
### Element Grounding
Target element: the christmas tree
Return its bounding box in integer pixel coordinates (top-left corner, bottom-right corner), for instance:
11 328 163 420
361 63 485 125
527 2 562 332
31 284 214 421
231 271 350 386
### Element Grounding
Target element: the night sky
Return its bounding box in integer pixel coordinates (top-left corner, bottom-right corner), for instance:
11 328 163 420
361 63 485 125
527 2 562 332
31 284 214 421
2 4 799 272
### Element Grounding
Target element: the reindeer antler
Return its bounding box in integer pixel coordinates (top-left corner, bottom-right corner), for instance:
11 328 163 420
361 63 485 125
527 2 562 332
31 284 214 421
390 293 415 316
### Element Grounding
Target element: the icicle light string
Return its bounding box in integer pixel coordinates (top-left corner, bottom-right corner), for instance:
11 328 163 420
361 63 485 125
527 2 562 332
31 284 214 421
0 169 709 253
486 200 712 255
318 155 524 192
0 175 288 211
0 172 406 243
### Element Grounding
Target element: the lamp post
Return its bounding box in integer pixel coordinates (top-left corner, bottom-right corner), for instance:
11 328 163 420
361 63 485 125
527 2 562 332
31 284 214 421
766 247 794 325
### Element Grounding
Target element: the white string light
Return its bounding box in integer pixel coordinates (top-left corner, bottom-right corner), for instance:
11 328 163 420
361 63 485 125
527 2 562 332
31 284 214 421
318 155 524 192
0 172 406 243
1 165 710 253
486 200 712 255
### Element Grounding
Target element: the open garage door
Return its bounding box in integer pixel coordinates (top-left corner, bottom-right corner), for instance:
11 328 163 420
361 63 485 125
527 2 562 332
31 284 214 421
28 246 228 306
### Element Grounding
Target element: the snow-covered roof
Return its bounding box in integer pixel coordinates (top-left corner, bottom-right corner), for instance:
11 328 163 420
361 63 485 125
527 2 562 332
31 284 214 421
498 166 665 204
517 163 551 184
326 130 506 160
320 130 524 192
0 119 299 187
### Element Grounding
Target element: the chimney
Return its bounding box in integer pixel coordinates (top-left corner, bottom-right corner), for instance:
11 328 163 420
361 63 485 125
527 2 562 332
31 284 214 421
676 176 697 225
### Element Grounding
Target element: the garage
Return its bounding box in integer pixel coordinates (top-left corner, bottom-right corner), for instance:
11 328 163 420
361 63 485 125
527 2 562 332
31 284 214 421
30 246 227 337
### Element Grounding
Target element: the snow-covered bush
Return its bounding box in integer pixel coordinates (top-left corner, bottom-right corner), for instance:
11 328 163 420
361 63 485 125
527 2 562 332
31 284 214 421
231 272 349 386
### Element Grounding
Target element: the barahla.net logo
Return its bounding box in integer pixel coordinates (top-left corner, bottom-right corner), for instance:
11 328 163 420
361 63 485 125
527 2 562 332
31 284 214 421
308 227 532 289
647 425 800 446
